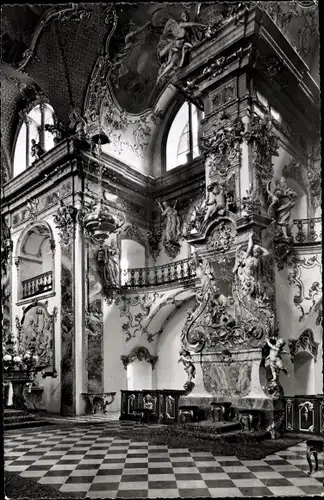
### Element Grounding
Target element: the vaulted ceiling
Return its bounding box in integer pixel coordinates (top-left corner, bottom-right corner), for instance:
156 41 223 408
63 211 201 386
1 1 320 181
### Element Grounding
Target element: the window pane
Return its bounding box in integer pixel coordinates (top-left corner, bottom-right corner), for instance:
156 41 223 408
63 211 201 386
13 122 27 177
166 102 189 170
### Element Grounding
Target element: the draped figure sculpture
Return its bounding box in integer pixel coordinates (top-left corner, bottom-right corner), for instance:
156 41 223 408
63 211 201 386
266 177 297 239
233 232 270 303
158 200 182 244
157 12 208 81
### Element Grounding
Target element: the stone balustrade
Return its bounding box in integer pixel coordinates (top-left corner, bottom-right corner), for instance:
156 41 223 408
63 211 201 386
21 270 53 299
291 218 322 245
121 258 196 288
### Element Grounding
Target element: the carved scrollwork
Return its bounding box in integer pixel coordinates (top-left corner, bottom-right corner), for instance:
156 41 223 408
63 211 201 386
288 329 319 363
121 346 158 370
207 220 236 253
115 292 160 342
147 228 162 261
1 215 13 278
53 199 78 247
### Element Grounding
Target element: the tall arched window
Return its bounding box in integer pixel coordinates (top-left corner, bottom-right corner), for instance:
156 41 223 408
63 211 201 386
166 101 203 171
13 103 55 177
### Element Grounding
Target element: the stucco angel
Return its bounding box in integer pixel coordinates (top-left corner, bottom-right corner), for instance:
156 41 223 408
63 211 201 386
158 200 182 243
203 182 226 223
157 12 208 81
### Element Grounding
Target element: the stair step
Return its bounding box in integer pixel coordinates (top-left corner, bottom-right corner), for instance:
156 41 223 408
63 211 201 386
4 409 27 417
4 414 39 423
4 420 52 430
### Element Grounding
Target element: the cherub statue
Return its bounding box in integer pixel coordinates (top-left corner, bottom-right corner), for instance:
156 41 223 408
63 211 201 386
45 115 66 144
178 347 196 384
158 200 182 243
266 177 297 239
203 182 226 223
233 232 270 301
31 139 45 161
157 11 208 81
265 336 289 383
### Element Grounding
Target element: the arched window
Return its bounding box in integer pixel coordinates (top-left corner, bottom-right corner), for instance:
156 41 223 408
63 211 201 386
13 103 55 177
166 101 203 171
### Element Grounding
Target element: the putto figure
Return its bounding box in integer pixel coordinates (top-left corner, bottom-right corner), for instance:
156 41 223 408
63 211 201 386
266 177 297 239
265 336 288 383
203 182 226 223
178 347 196 392
157 12 208 81
31 139 45 161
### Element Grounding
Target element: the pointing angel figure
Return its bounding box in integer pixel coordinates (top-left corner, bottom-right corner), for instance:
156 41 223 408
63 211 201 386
266 177 297 239
158 200 182 243
233 232 270 301
265 336 289 383
157 11 208 81
178 348 196 384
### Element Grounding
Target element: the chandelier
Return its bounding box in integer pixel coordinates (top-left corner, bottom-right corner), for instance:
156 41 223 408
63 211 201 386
83 133 124 245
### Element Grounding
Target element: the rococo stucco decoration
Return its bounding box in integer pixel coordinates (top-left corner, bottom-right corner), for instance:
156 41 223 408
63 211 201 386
288 329 319 363
207 220 235 253
54 199 78 247
115 292 160 342
15 301 57 377
287 254 322 321
121 346 158 370
1 215 13 277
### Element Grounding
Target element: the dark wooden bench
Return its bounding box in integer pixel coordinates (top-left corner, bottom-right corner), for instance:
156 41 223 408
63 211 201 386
210 402 233 422
236 408 265 431
179 405 203 423
306 437 324 475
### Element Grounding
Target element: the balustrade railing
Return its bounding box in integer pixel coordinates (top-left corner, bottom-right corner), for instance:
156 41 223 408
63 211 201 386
291 218 322 245
121 258 196 288
21 271 53 299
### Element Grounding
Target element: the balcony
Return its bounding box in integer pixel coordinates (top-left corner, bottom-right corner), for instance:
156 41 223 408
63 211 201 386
121 258 196 288
21 271 53 300
291 218 322 245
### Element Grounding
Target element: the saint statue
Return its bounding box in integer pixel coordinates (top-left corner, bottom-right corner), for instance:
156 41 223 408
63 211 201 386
102 242 120 288
31 139 45 161
157 12 208 81
265 336 288 383
203 182 226 223
158 200 182 244
233 232 270 302
266 177 297 239
45 116 65 144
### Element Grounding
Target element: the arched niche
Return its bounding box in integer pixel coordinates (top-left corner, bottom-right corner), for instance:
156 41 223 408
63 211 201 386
121 346 157 391
15 221 55 302
294 351 315 395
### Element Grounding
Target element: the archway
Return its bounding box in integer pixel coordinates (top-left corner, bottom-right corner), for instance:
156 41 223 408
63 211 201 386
294 351 315 395
16 222 55 301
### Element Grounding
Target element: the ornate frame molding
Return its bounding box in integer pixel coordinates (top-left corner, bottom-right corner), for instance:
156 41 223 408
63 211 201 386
121 346 158 370
288 328 319 363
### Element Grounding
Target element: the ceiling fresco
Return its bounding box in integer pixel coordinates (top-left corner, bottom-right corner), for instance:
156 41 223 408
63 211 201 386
0 1 320 177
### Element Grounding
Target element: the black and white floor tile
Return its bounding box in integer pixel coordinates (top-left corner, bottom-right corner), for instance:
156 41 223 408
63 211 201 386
4 422 324 498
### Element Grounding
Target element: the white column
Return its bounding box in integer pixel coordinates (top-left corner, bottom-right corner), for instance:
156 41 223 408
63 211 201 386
74 194 85 415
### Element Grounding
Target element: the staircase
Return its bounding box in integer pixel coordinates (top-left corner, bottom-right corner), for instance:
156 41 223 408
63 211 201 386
4 409 54 430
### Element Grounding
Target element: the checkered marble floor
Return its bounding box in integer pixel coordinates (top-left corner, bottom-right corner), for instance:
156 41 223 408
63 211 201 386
4 423 324 498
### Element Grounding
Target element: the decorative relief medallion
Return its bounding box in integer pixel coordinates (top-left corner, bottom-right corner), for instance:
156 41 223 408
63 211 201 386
207 221 235 253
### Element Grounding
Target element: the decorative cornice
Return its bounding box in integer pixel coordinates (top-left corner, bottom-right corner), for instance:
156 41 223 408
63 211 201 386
120 347 158 370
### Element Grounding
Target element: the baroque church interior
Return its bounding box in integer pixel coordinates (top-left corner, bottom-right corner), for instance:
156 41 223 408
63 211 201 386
1 1 323 498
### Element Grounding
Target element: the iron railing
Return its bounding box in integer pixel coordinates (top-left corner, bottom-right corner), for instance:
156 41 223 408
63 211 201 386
291 218 322 245
121 258 196 288
21 271 53 299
